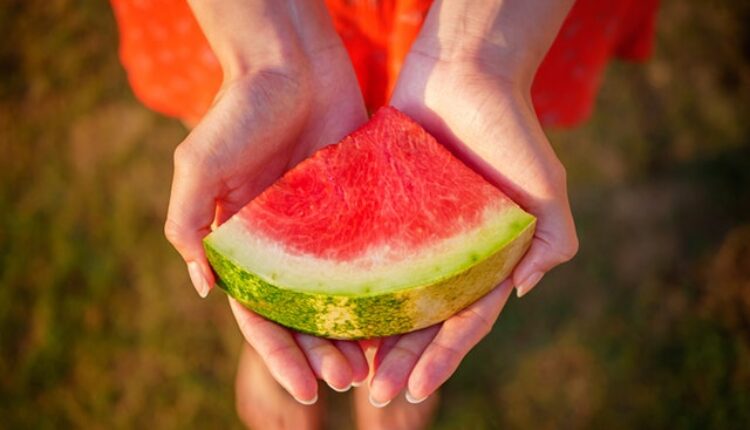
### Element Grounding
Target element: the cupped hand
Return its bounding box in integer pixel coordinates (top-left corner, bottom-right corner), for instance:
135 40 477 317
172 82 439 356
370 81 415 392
368 38 578 404
164 34 370 402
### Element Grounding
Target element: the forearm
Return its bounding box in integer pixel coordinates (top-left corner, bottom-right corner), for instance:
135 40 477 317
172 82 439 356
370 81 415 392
414 0 574 85
186 0 340 80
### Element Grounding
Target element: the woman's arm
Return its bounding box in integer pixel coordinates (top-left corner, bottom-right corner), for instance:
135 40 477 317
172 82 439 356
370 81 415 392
408 0 574 86
165 0 369 403
186 0 341 81
369 0 579 406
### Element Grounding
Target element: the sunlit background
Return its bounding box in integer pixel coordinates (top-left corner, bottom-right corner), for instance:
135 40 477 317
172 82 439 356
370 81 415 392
1 1 749 428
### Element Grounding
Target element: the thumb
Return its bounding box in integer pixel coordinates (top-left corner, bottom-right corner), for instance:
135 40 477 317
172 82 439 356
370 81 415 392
512 202 578 298
164 139 221 298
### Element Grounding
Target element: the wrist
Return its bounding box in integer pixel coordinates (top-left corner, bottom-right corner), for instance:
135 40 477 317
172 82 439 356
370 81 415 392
411 0 574 89
219 40 309 86
187 0 341 83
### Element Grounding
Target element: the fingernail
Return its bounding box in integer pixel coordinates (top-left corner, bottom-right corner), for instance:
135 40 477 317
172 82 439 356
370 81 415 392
351 378 367 388
405 390 428 404
368 393 391 408
294 393 318 405
187 261 209 298
328 382 352 393
516 272 543 298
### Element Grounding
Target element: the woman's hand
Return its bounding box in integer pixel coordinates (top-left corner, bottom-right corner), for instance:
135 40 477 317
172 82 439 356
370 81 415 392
368 0 578 405
164 0 369 403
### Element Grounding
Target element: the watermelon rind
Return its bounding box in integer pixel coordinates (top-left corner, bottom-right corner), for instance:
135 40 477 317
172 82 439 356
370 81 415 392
204 207 535 339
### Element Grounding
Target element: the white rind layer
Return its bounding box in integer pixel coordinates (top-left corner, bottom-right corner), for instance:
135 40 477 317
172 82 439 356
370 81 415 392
205 203 533 295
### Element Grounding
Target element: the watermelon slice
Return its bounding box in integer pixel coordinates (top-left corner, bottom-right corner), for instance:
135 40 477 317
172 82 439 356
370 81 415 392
204 107 535 339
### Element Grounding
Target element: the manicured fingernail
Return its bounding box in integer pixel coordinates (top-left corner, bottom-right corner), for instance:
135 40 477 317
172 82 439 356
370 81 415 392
294 393 318 405
516 272 543 298
405 390 427 404
328 382 352 393
351 378 367 387
187 261 209 298
368 393 390 408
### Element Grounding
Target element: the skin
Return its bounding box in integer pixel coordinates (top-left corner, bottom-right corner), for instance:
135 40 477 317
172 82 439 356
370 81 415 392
163 0 579 427
164 0 370 407
369 0 579 406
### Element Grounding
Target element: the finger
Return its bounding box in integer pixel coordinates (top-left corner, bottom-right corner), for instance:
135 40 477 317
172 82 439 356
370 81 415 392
294 333 354 392
164 135 221 298
372 335 400 371
513 201 578 298
229 298 318 404
369 325 440 407
406 280 514 402
333 340 369 385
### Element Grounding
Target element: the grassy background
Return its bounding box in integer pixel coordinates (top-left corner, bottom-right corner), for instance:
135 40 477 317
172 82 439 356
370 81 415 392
1 0 749 428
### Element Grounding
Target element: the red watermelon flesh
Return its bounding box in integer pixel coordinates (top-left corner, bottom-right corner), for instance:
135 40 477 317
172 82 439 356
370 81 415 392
204 107 535 339
243 107 510 260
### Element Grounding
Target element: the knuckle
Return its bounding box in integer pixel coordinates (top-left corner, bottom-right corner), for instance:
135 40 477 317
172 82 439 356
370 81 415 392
173 139 218 174
163 217 180 245
172 141 201 169
478 320 493 338
466 309 493 339
558 234 580 262
391 344 420 361
172 141 192 166
433 341 464 367
305 340 333 357
266 343 296 364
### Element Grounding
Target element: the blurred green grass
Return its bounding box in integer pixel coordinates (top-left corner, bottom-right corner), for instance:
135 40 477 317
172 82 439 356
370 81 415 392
1 0 749 428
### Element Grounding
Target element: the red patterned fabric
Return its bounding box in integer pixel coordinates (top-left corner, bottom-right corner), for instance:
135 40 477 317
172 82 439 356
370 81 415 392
111 0 659 127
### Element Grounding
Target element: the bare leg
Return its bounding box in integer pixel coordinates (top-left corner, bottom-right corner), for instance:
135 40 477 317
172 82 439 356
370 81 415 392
235 343 323 430
353 385 439 430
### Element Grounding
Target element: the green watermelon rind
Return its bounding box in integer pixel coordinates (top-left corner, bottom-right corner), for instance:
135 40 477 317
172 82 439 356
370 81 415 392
203 211 535 339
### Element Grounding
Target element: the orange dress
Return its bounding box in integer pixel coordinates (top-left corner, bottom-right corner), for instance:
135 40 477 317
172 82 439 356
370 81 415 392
110 0 659 127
